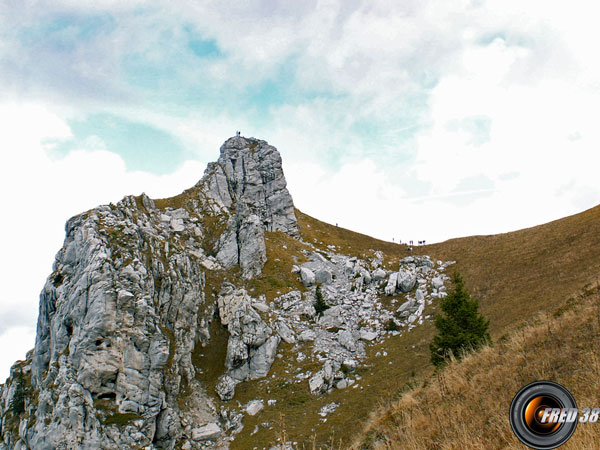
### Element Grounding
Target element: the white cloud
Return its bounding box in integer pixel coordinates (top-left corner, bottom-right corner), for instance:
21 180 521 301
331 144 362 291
0 327 37 384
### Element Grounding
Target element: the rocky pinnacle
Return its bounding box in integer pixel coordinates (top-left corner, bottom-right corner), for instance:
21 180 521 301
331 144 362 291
200 136 298 278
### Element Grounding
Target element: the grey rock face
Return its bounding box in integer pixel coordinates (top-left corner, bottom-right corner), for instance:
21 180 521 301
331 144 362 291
238 214 267 279
216 287 280 400
0 193 228 450
247 336 280 379
201 137 298 278
0 136 298 450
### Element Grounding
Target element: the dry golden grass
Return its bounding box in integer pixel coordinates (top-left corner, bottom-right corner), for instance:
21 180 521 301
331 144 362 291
263 205 600 449
245 230 309 301
295 209 410 265
350 284 600 450
425 204 600 335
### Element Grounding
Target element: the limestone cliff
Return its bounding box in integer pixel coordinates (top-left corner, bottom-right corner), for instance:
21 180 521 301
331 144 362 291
0 137 298 450
0 136 451 450
201 136 298 278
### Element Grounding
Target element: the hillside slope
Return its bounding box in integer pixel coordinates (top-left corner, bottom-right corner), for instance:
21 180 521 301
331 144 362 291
425 204 600 335
250 204 600 448
350 283 600 449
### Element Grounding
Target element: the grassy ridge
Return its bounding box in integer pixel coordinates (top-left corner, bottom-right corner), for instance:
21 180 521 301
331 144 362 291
424 204 600 335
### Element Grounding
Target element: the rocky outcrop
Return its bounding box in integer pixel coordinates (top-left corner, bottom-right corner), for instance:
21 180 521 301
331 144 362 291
215 285 280 400
201 136 298 278
0 194 224 450
0 136 298 450
0 134 455 450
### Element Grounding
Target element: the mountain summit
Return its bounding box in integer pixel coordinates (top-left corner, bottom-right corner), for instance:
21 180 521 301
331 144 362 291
200 136 298 278
0 137 453 449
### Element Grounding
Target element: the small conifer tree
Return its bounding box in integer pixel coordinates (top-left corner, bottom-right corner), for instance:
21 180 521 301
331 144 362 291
313 285 329 316
430 273 491 367
9 371 26 416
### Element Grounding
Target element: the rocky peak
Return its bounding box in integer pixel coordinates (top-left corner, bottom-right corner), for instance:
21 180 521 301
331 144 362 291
0 136 299 449
201 136 297 235
0 134 454 450
199 136 298 278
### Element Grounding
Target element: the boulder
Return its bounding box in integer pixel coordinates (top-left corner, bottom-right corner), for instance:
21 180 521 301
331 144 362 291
315 268 333 285
170 218 185 232
300 267 316 286
398 299 415 313
245 399 264 416
342 359 358 371
216 375 238 401
248 336 280 379
253 301 269 313
337 330 357 351
344 259 354 273
397 270 417 292
361 270 372 284
372 268 387 281
336 379 348 389
385 272 399 295
323 361 334 381
276 321 296 344
192 423 221 441
299 330 316 342
309 372 325 394
359 330 378 341
319 305 344 329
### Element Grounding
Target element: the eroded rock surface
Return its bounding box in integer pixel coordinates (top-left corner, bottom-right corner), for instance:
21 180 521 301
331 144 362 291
0 135 455 450
0 136 298 450
202 136 298 279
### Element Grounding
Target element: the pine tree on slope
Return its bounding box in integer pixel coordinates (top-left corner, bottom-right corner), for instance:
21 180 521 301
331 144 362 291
430 273 491 367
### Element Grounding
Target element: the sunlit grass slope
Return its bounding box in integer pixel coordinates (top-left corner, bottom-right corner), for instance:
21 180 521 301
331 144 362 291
424 204 600 335
350 284 600 450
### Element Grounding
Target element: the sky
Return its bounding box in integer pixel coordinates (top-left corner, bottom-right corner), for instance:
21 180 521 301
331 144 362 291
1 0 600 382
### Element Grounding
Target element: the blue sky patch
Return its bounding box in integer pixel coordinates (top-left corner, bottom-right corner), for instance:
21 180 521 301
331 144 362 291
19 13 115 52
53 114 186 175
